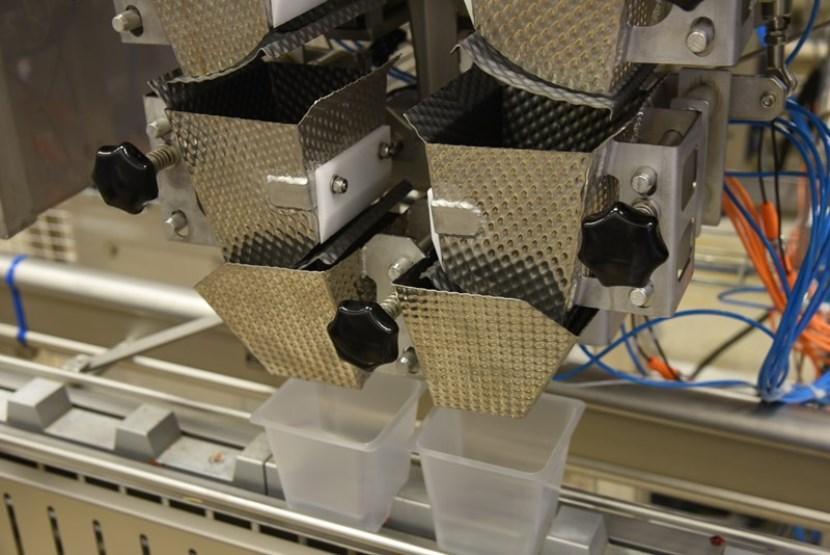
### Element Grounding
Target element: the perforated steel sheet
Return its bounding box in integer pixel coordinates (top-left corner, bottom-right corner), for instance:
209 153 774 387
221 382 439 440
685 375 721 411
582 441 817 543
152 0 385 81
426 145 589 321
396 282 577 418
151 0 269 77
405 68 642 320
170 112 317 267
197 255 368 387
471 0 664 95
166 62 388 267
459 33 655 112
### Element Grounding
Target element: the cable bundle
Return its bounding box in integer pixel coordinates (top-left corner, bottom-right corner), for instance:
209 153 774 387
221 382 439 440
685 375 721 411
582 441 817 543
726 99 830 403
557 2 830 404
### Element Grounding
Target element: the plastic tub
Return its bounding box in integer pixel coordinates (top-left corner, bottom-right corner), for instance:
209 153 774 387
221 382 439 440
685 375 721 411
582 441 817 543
251 374 424 531
417 394 585 555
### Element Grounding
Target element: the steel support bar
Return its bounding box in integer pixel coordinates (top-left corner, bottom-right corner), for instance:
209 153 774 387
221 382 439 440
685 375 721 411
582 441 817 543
0 254 212 321
406 0 459 97
72 314 223 372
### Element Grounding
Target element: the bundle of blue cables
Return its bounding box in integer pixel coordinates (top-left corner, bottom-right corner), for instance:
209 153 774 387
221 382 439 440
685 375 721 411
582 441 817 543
557 2 830 406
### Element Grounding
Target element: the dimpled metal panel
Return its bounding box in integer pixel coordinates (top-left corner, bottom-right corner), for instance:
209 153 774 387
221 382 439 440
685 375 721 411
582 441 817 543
471 0 663 95
427 145 590 321
405 68 638 154
151 0 268 77
197 255 367 387
459 33 655 112
298 61 391 169
170 111 317 267
395 284 577 417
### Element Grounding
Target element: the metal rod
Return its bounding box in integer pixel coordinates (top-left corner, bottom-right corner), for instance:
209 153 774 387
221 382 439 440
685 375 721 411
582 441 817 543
76 314 223 372
0 323 275 397
0 426 823 555
0 254 213 321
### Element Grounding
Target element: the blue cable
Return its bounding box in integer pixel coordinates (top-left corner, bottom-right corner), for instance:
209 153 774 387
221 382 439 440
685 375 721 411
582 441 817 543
786 0 820 65
725 170 807 178
577 345 753 390
753 103 830 401
5 255 28 346
555 309 773 386
717 286 774 311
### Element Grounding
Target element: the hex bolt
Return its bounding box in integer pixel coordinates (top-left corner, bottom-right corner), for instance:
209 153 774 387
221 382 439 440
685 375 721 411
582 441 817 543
631 167 658 196
112 7 143 34
629 282 655 308
330 175 349 194
378 140 402 160
760 92 777 110
146 118 172 139
164 211 190 238
686 18 715 55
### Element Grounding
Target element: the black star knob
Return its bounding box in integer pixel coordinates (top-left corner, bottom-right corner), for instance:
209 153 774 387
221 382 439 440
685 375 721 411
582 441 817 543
578 202 669 288
327 300 399 370
92 142 177 214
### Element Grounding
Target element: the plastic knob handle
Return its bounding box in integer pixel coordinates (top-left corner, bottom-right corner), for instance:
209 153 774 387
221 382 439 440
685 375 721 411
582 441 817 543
578 202 669 288
327 301 399 370
92 142 159 214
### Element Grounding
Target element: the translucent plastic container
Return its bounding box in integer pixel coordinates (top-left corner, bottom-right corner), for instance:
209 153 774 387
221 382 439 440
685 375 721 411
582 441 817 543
251 374 424 531
417 395 585 555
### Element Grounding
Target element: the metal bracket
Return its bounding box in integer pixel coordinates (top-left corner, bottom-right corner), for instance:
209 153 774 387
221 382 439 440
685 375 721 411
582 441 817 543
361 234 425 377
729 74 788 121
578 107 705 317
144 95 217 246
678 69 732 225
626 0 754 67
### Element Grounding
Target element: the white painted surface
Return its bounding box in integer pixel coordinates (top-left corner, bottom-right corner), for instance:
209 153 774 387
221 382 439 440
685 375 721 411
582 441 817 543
313 125 392 242
270 0 327 27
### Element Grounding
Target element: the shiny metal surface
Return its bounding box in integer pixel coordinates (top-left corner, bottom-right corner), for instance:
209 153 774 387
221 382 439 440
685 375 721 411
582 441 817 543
167 62 389 267
471 0 662 95
196 256 369 388
396 279 577 417
425 144 589 320
151 0 269 77
0 254 212 321
459 33 655 112
171 111 318 267
406 68 643 320
0 370 821 554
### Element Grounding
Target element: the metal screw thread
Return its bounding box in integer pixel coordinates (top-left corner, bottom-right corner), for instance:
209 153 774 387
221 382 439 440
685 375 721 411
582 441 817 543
147 145 180 171
380 294 401 319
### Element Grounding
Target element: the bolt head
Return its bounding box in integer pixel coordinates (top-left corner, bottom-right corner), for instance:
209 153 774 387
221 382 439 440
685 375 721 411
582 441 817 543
686 30 709 54
685 18 714 55
330 175 349 194
146 118 171 139
631 167 657 195
164 211 190 238
112 9 142 33
629 284 654 308
760 92 777 110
